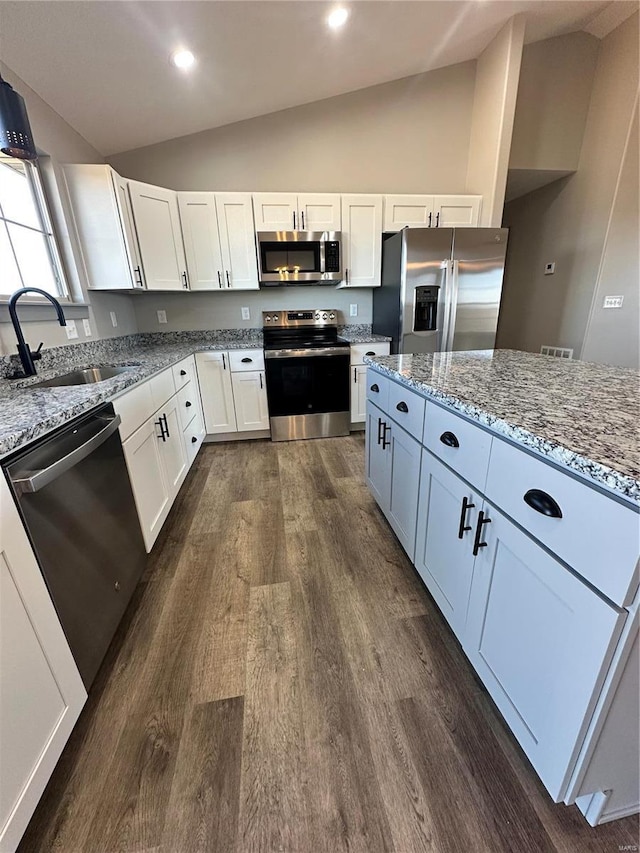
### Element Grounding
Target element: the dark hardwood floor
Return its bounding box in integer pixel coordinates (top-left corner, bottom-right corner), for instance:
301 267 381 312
19 436 639 852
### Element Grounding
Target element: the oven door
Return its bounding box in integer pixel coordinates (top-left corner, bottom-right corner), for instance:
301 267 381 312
264 349 350 440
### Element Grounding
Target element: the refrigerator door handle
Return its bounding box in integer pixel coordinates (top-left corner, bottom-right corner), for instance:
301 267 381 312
440 259 452 351
443 259 460 352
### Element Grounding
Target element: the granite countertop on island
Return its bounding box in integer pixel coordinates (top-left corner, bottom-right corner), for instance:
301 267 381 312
365 349 640 507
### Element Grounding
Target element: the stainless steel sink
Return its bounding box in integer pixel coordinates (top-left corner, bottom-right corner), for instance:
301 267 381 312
33 365 136 388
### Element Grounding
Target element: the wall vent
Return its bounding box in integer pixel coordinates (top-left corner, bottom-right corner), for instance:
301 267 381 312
541 345 574 359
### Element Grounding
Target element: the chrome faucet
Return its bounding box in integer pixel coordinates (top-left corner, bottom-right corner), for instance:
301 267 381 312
8 287 67 377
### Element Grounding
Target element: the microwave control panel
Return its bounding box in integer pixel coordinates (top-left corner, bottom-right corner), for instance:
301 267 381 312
324 241 340 273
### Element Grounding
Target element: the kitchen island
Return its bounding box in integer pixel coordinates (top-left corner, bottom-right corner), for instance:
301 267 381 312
364 348 639 827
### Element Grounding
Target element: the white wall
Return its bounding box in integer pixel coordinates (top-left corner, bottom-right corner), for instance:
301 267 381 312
465 16 525 226
0 63 138 355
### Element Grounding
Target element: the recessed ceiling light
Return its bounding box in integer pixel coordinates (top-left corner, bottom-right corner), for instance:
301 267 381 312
170 49 196 70
327 7 349 29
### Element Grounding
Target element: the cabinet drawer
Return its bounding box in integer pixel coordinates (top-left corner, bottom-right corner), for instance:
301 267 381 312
423 402 492 489
351 342 390 365
184 408 205 466
149 368 176 412
228 349 265 372
366 369 389 411
113 380 156 441
176 381 199 432
387 380 426 442
486 438 640 607
172 356 196 390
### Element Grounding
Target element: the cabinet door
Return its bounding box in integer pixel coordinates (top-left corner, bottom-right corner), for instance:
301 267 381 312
215 194 259 290
465 502 624 802
231 371 270 431
111 171 145 288
365 401 390 512
387 422 422 561
128 181 188 290
122 417 171 552
0 479 86 852
178 192 224 290
159 396 188 498
195 352 238 434
433 195 481 227
252 192 298 231
351 364 367 423
383 194 434 231
415 451 480 638
340 195 383 287
298 194 341 231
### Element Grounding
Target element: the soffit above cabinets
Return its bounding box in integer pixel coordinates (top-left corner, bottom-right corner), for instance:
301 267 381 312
0 0 614 157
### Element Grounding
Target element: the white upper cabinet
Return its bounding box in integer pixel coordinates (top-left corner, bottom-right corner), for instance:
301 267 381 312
178 192 258 291
383 194 482 231
215 194 259 290
253 193 341 231
340 194 383 287
128 181 188 291
64 164 145 290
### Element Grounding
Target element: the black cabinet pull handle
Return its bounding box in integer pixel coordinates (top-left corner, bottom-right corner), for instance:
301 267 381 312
260 373 263 390
185 401 192 408
435 212 440 227
472 510 491 556
191 436 198 443
155 418 167 442
222 353 226 370
524 489 563 518
241 357 252 363
382 422 391 450
162 413 170 438
458 497 475 539
366 351 376 356
440 431 459 448
370 383 379 393
180 369 187 376
428 212 432 227
377 417 384 446
396 401 409 413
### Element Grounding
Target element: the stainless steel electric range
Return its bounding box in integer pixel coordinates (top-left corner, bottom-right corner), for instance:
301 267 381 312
263 309 350 441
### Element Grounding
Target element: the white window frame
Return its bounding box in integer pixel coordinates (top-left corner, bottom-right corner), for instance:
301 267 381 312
0 156 70 301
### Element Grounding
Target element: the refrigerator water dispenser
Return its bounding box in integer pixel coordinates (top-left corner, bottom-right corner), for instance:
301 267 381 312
414 286 439 332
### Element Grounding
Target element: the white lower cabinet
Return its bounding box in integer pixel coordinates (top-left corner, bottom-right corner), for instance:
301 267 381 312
195 352 237 434
464 502 625 801
0 478 86 852
158 396 188 497
231 371 269 431
351 365 368 423
415 451 481 638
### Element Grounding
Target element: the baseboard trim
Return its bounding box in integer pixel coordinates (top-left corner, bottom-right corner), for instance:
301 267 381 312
204 429 271 443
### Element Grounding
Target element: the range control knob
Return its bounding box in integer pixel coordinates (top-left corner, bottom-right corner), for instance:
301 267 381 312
273 314 279 321
322 312 328 320
314 312 320 320
265 315 271 322
329 313 335 320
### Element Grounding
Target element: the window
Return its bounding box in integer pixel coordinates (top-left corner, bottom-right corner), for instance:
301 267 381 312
0 156 68 299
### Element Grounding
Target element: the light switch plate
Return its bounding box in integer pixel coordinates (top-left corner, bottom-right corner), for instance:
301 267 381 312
65 320 78 340
82 319 92 337
350 303 358 317
157 309 167 324
110 311 118 327
241 306 250 321
603 295 624 309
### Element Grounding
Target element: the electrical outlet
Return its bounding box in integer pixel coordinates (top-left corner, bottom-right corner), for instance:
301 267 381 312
82 319 92 337
110 311 118 328
544 262 556 275
241 306 250 321
65 320 78 340
350 303 358 317
603 295 624 309
157 309 167 324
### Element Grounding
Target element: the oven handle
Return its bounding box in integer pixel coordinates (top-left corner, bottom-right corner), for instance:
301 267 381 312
11 415 122 494
264 347 349 359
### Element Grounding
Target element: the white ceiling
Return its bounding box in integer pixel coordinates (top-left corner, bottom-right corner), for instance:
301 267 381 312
0 0 628 156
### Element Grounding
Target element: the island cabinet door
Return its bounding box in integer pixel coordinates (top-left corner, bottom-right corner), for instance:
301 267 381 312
386 421 422 561
463 501 625 802
414 450 481 640
365 401 390 512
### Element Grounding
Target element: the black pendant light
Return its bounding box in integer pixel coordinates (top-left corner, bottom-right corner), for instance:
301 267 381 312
0 74 37 160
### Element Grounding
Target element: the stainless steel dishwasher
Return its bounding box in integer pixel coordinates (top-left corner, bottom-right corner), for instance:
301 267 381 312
4 402 146 689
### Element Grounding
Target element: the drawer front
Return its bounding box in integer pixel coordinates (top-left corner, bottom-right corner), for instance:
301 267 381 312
387 380 426 442
172 356 196 390
423 402 492 489
113 380 156 441
351 342 390 365
486 438 640 607
366 369 389 412
177 381 199 432
228 349 265 372
184 408 205 466
149 368 176 412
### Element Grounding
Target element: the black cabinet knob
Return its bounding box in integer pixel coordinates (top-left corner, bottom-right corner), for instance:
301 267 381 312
366 351 375 356
370 383 379 393
241 357 253 363
191 436 197 443
440 431 459 448
524 489 563 518
185 401 192 408
396 401 409 413
180 369 187 376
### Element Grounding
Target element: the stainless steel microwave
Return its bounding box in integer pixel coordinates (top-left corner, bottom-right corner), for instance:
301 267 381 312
257 231 342 285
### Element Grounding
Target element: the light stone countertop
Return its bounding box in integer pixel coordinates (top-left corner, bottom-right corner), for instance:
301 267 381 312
365 349 640 507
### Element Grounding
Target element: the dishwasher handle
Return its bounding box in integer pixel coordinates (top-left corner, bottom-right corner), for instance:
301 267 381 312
12 414 122 494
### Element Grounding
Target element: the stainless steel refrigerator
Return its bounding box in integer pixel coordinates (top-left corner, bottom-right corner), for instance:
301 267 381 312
372 227 509 354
